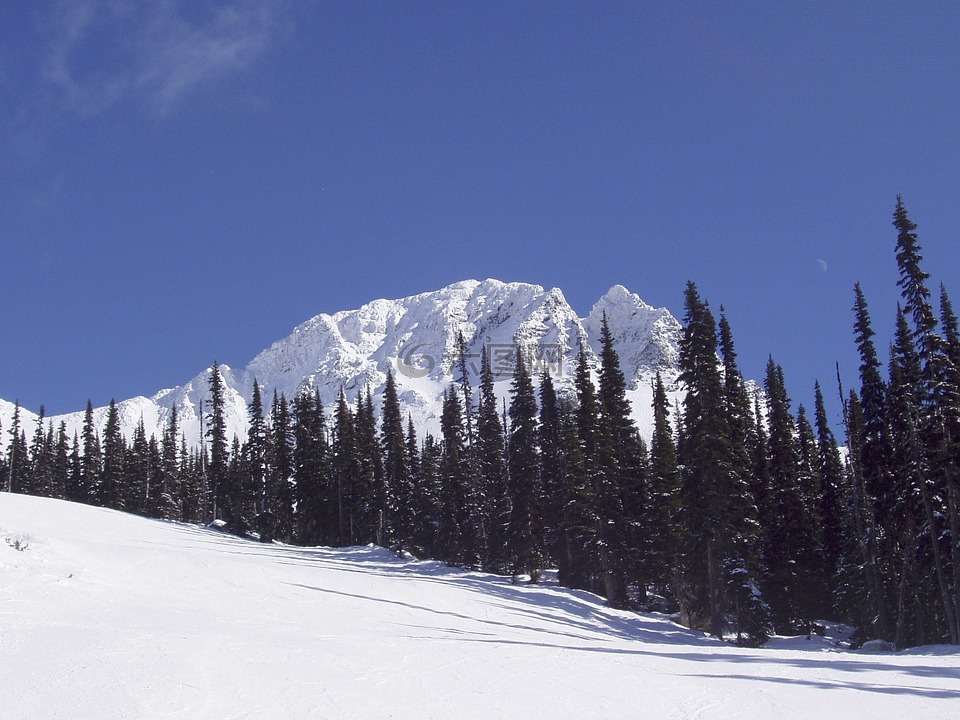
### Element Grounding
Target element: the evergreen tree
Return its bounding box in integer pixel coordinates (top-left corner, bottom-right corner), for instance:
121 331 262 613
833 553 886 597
850 283 894 639
157 406 181 520
382 371 413 550
477 346 510 572
566 343 602 591
50 422 70 500
332 389 360 545
648 372 682 598
26 406 48 496
438 386 468 565
676 282 736 637
246 378 273 542
77 401 99 502
506 350 543 581
206 362 230 523
538 371 566 577
412 431 442 558
355 389 382 544
267 392 295 543
99 400 126 510
813 381 847 611
6 402 28 494
596 313 644 608
293 389 329 546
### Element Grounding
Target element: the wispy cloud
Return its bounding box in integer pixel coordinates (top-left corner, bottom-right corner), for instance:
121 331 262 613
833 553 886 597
41 0 290 117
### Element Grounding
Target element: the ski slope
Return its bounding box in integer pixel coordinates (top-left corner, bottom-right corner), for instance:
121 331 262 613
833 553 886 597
2 494 958 719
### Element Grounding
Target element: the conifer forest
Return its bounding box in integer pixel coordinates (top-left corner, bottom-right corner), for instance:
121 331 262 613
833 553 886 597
4 197 960 650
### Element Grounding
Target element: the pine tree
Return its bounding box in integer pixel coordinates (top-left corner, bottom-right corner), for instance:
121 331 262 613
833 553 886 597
267 392 295 543
332 389 360 545
567 343 602 592
50 422 69 500
382 371 413 550
6 402 29 494
813 381 847 611
596 313 644 608
26 406 48 496
850 283 894 639
676 282 736 638
538 371 566 577
506 350 543 581
648 372 682 598
438 386 467 565
99 399 126 510
477 347 509 572
891 197 959 643
80 400 100 504
412 431 442 558
157 406 181 520
293 389 329 546
355 389 382 544
206 362 230 523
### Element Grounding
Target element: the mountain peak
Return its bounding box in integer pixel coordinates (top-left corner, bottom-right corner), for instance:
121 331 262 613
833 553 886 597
1 280 683 447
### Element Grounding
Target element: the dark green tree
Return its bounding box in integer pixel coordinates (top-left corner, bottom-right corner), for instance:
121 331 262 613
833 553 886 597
506 350 543 581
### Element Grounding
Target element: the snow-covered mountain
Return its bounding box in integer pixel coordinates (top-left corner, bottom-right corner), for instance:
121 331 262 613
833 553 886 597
0 279 683 447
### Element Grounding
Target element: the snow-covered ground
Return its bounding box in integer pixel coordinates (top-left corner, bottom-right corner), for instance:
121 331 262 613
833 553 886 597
2 494 958 720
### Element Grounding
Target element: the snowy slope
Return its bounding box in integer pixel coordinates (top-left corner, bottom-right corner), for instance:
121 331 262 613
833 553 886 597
2 494 957 720
0 279 683 447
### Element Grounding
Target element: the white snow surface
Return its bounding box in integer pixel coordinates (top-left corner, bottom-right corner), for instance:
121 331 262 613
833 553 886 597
2 493 958 720
0 279 684 447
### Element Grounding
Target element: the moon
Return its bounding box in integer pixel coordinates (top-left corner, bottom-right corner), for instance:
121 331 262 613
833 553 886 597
816 258 828 273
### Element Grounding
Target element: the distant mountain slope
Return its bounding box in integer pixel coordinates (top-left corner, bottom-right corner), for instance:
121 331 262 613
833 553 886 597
1 279 682 446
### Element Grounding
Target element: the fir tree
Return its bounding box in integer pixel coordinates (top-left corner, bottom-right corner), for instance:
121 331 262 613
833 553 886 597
332 389 360 545
438 386 467 565
206 362 230 523
382 371 413 550
676 282 735 637
157 406 181 520
648 372 681 598
99 399 126 510
596 313 643 608
538 371 566 578
293 389 329 546
813 381 847 611
268 392 296 543
850 283 894 639
477 347 509 572
80 400 100 503
506 350 543 582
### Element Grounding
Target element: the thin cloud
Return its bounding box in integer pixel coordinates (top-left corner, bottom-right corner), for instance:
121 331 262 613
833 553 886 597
41 1 289 117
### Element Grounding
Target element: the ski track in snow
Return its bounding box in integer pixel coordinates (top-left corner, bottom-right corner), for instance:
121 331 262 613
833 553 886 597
2 494 959 720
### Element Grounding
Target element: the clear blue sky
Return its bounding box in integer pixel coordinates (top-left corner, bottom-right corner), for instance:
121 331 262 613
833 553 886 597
3 1 960 427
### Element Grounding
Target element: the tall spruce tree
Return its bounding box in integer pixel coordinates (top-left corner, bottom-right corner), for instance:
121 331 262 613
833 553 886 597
293 389 329 546
438 386 467 565
99 399 125 510
206 362 230 523
477 347 510 572
332 389 360 545
676 282 736 637
813 381 847 613
506 350 543 581
596 313 644 608
382 371 413 550
538 371 567 578
648 372 682 598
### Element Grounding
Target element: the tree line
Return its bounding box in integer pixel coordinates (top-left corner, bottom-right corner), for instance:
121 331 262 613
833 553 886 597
3 196 959 649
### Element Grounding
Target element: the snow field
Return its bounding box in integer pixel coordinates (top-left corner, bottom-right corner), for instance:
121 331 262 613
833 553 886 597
2 493 958 719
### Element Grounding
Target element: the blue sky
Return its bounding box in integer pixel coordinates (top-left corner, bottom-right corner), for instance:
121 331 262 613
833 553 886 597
3 1 960 426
